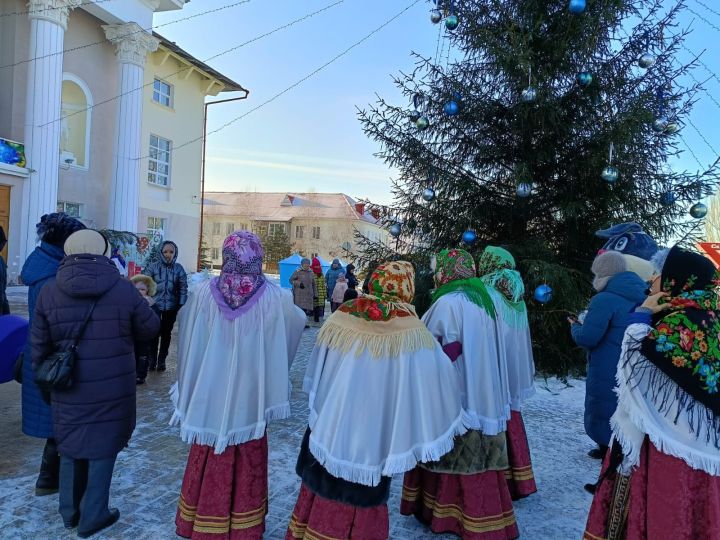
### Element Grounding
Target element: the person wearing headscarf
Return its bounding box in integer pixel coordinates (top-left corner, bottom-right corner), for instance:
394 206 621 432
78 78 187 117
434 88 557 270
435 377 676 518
311 257 327 325
570 251 648 463
19 212 85 496
144 240 187 371
584 246 720 539
344 263 359 290
172 231 305 540
290 257 316 323
477 246 537 499
0 225 8 314
324 258 344 300
32 229 159 536
401 249 519 539
287 261 467 540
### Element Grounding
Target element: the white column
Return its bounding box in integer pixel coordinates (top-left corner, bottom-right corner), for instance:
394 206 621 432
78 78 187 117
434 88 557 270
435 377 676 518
103 23 159 233
21 0 81 257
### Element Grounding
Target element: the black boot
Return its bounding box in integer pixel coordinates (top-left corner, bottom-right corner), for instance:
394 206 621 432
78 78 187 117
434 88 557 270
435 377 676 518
35 438 60 496
148 352 157 372
587 445 609 460
157 354 167 372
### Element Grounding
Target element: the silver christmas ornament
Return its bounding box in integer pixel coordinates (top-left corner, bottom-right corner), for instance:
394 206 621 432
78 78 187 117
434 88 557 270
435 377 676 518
521 86 537 103
638 52 657 69
664 121 680 134
601 166 619 183
652 117 668 133
430 9 442 24
416 116 430 130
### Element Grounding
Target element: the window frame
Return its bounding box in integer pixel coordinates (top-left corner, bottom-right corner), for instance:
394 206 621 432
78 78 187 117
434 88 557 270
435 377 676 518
295 225 304 239
148 134 172 187
56 201 82 219
60 73 93 170
312 226 320 240
269 222 286 238
212 222 221 235
147 216 166 239
152 78 174 108
211 247 220 260
226 223 235 236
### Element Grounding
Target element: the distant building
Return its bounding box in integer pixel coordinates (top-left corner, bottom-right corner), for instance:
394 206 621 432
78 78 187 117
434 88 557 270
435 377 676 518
202 192 389 269
0 0 244 275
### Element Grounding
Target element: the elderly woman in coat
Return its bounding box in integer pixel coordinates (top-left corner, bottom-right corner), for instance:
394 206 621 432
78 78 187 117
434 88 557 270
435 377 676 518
31 230 159 537
291 258 316 321
570 251 648 459
20 212 86 496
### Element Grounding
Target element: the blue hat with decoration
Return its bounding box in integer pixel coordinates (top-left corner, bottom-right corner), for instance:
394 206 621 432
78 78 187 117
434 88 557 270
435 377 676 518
595 222 659 261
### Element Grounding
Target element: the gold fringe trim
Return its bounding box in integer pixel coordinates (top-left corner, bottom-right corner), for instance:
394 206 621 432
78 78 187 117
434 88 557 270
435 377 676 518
317 311 435 358
504 466 535 481
177 495 267 534
417 491 516 534
582 531 607 540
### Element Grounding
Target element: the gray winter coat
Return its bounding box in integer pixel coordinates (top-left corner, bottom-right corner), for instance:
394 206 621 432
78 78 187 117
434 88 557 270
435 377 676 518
291 267 316 312
31 254 160 459
144 241 188 312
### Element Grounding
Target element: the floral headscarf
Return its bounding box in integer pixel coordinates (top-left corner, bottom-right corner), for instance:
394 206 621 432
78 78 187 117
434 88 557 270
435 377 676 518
210 231 267 320
431 249 495 317
477 246 526 311
340 261 416 321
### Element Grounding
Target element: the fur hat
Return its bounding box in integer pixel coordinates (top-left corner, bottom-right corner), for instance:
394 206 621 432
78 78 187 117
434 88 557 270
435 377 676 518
131 274 157 296
622 254 655 283
591 251 627 291
63 229 110 257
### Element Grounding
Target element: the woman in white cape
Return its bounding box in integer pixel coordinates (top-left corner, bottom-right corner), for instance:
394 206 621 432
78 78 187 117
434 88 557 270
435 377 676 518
171 231 305 540
286 261 466 540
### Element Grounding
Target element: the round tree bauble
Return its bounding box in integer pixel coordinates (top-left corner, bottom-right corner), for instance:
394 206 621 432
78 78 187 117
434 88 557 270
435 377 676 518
601 166 619 183
389 223 402 237
521 86 537 103
430 9 442 24
416 116 430 130
462 228 477 245
445 14 459 30
690 202 708 219
577 71 592 86
534 284 553 304
660 191 676 206
664 121 680 134
516 183 532 198
422 187 436 202
443 101 460 116
568 0 586 14
652 117 668 133
638 52 657 69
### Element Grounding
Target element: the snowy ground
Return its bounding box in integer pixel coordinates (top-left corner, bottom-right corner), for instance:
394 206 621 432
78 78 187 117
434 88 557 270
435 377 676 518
0 285 597 539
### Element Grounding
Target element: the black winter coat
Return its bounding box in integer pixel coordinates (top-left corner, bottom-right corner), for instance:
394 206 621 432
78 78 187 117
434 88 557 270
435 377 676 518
145 241 188 312
31 254 160 459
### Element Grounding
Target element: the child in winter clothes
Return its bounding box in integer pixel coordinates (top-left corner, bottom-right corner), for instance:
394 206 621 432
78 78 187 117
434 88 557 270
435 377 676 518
144 240 187 371
330 273 348 313
131 274 161 384
311 257 327 325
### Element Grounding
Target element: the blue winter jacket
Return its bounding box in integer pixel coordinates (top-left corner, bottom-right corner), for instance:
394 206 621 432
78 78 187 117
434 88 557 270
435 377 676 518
571 271 647 447
325 260 344 300
20 242 65 438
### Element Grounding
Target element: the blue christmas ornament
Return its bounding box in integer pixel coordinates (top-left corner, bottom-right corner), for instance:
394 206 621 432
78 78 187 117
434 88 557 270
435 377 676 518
462 228 477 245
577 71 593 86
521 87 537 103
660 191 676 206
601 166 619 183
445 14 459 30
568 0 586 14
389 223 402 237
534 284 553 304
422 187 436 202
443 101 460 116
516 183 532 198
690 203 708 219
416 116 430 130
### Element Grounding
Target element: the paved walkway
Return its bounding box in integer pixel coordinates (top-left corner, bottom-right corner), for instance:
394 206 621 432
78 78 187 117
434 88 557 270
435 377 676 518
0 286 595 539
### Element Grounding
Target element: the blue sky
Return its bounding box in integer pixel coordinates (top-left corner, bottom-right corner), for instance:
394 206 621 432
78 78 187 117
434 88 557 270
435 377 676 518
155 0 720 205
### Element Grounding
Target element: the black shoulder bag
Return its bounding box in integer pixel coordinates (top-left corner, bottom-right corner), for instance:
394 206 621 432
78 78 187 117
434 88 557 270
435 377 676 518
35 299 98 393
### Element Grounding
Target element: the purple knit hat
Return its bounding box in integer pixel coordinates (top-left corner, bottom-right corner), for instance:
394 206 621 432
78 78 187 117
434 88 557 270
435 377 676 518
210 231 267 320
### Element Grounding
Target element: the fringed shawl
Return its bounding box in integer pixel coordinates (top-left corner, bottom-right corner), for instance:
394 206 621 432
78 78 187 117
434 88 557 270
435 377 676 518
478 246 528 328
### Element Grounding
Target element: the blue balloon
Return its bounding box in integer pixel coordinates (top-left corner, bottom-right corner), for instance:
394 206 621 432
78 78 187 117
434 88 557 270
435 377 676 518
534 284 553 304
568 0 586 14
443 101 460 116
462 229 477 245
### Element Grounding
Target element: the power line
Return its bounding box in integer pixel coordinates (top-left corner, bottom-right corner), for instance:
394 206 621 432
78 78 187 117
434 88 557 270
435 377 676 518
39 0 345 128
680 133 707 169
686 116 720 157
0 0 252 70
686 5 720 33
692 0 720 21
137 0 422 161
0 0 112 18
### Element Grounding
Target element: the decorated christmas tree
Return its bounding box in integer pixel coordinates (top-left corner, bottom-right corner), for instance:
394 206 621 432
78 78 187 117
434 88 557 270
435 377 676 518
357 0 720 375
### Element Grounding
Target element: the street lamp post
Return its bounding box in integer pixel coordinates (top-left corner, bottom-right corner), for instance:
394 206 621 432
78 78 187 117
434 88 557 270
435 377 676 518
197 91 250 271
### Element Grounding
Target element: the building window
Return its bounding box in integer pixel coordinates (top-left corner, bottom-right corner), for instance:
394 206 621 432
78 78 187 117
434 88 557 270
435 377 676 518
312 226 320 240
148 135 171 187
269 223 286 238
147 216 166 238
295 225 304 239
152 78 173 107
56 201 82 218
226 223 235 235
212 222 221 235
211 247 220 259
60 75 92 168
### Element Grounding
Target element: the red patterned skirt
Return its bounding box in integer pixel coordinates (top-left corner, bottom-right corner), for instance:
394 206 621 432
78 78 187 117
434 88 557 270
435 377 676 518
504 410 537 499
584 437 720 540
176 435 268 540
400 467 518 539
286 483 389 540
